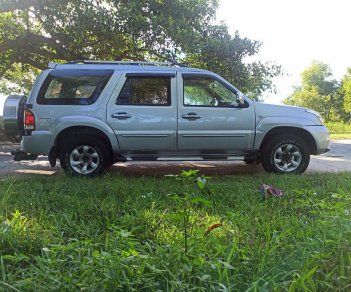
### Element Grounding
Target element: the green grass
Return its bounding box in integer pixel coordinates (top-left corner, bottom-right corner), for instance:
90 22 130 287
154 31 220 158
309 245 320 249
326 122 351 140
330 133 351 140
0 172 350 291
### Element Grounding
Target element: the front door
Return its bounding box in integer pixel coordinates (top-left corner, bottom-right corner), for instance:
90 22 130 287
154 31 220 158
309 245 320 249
107 72 177 151
177 73 255 153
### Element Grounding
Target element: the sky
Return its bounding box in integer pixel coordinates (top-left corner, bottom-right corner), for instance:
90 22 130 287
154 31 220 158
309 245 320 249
217 0 351 103
1 0 350 114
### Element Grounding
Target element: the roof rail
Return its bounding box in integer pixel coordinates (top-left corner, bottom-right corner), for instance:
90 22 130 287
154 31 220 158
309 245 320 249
65 60 188 67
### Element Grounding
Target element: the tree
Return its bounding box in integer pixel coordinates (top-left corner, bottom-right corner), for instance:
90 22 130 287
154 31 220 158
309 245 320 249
0 0 281 98
332 85 350 122
342 68 351 115
284 61 340 121
183 25 281 99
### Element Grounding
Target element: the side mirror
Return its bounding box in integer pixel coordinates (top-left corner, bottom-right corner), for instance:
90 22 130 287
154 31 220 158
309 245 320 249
238 92 245 105
235 92 249 108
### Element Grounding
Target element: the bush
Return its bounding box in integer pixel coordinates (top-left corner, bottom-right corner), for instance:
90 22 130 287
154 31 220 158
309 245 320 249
325 122 351 134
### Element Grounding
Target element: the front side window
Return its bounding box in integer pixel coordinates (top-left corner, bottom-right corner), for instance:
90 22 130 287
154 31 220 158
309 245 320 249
184 76 240 107
37 70 113 105
117 77 171 106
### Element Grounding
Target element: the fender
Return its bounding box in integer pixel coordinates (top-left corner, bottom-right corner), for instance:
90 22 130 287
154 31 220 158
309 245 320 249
52 115 120 152
254 116 317 150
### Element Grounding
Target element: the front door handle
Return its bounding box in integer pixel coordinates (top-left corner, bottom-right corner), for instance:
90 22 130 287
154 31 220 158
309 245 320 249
111 112 132 119
182 112 201 120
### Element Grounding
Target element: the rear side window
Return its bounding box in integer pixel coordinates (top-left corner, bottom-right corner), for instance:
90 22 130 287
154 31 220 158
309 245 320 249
37 70 113 105
117 77 171 106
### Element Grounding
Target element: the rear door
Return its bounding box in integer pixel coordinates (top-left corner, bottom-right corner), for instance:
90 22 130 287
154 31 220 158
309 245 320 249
177 73 255 153
107 72 177 151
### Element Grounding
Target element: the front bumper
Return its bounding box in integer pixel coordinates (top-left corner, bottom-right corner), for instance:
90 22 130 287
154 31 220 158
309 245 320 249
303 125 330 155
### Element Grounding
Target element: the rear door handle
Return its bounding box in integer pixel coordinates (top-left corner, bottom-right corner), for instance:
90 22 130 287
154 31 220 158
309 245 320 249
111 112 131 119
182 112 201 120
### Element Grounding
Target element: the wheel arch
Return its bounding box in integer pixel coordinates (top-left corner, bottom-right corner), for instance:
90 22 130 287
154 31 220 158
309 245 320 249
54 126 114 159
259 127 317 155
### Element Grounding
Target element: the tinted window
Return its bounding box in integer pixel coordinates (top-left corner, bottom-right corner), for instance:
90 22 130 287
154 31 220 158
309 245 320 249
184 77 239 107
117 77 171 106
37 70 113 105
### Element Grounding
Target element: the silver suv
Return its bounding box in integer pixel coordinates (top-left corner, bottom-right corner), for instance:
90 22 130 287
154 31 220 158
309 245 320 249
3 60 330 176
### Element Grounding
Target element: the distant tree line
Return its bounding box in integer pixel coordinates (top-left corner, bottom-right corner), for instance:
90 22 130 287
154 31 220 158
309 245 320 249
284 61 351 122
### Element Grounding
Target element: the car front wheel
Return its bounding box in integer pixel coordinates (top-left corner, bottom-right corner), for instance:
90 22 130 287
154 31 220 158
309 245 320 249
261 135 310 174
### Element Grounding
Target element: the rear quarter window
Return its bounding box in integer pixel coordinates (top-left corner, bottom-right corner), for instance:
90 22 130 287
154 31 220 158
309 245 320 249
37 69 113 105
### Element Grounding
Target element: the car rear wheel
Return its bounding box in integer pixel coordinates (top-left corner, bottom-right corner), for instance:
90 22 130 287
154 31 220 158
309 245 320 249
261 135 310 174
59 136 110 177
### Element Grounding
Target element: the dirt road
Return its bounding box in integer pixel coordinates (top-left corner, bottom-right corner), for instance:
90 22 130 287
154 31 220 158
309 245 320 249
0 141 350 177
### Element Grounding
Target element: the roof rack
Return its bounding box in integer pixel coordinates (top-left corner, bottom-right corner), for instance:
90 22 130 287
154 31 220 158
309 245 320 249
65 60 188 67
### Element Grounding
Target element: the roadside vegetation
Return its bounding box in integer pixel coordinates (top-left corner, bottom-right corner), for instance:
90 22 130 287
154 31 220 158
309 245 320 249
1 171 350 291
285 62 351 124
326 121 351 140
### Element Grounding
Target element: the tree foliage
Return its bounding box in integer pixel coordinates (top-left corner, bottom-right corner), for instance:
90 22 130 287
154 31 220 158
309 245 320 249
342 68 351 114
0 0 280 98
284 61 349 122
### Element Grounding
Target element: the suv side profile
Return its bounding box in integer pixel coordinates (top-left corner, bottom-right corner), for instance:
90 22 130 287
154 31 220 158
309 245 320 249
3 60 330 176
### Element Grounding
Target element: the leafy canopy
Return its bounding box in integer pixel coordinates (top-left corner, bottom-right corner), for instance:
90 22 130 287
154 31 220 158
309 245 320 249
284 61 340 121
0 0 281 99
342 68 351 113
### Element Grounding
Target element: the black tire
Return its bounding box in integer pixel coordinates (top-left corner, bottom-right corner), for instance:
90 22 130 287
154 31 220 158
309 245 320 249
59 136 110 177
261 135 310 174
